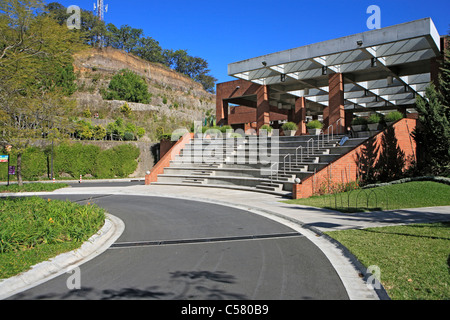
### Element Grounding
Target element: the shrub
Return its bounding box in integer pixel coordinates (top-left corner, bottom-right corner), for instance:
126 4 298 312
102 69 151 104
367 113 381 124
220 125 233 133
306 120 323 129
385 111 404 123
120 102 132 117
352 117 368 125
282 122 298 131
123 132 135 141
260 124 273 132
0 144 141 182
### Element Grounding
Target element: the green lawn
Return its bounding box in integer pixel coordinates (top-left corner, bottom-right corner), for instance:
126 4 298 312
283 181 450 212
0 183 69 193
0 197 105 279
326 222 450 300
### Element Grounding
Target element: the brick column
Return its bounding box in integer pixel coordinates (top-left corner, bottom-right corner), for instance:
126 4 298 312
256 85 271 131
216 98 229 126
291 97 307 135
325 73 345 134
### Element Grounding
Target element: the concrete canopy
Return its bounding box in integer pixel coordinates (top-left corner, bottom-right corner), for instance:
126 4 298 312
228 18 442 116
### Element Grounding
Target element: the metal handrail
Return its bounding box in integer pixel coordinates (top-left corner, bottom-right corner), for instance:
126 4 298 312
283 154 291 175
270 162 279 183
306 138 314 156
295 146 304 164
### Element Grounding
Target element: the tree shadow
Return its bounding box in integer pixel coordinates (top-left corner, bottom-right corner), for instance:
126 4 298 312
10 270 247 300
169 270 247 300
356 125 405 185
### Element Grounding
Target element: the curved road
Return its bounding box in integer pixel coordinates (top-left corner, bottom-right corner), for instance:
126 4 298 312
10 194 348 300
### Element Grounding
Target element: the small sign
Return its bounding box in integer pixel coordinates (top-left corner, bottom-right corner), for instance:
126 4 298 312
9 166 15 175
0 155 8 163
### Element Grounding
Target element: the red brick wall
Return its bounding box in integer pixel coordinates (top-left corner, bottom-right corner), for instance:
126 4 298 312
293 118 417 199
145 133 193 185
160 139 176 159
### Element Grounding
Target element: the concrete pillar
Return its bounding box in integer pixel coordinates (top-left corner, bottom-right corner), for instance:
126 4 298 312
256 85 271 131
325 73 345 134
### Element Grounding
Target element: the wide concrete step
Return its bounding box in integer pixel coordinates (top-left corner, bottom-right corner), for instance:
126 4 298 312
157 174 295 191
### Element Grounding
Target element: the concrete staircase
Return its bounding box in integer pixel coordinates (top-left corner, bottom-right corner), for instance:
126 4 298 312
152 134 368 196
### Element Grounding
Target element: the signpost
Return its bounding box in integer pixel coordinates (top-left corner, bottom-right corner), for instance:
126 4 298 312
1 155 9 186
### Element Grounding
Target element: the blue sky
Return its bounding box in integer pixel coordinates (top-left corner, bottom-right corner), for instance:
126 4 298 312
56 0 449 84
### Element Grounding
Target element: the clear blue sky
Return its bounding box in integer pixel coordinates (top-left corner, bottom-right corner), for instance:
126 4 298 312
56 0 449 84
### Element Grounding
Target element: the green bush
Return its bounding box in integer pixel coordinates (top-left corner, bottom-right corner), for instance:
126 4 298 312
123 132 135 141
260 124 273 132
352 117 368 125
367 113 381 124
306 120 323 129
385 111 404 123
0 143 141 181
282 122 298 130
102 69 151 104
220 125 233 133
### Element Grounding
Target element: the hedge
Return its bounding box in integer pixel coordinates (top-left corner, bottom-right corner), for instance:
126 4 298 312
0 143 140 181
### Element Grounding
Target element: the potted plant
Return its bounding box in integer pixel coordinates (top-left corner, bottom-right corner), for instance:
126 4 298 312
384 111 404 127
367 113 381 131
351 117 368 132
306 120 323 135
260 124 273 136
220 125 233 138
282 122 298 136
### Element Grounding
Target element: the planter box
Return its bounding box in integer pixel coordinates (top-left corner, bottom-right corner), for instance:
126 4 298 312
284 130 296 136
367 123 379 131
352 125 365 132
308 128 322 136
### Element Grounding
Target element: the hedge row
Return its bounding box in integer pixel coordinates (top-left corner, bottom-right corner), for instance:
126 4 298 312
0 143 140 181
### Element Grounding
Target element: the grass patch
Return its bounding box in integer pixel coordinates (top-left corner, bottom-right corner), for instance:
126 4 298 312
0 183 69 193
282 181 450 212
0 197 105 279
325 222 450 300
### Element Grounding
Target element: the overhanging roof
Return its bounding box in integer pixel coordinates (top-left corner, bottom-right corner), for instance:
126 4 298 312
228 18 441 114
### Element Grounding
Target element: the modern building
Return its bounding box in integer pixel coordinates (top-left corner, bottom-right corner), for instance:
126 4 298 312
216 18 446 135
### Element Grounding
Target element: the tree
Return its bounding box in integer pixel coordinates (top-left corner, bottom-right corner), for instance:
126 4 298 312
102 69 151 104
131 36 164 64
413 40 450 176
0 0 81 185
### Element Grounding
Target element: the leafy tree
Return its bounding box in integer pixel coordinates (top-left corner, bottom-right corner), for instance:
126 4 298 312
0 0 82 185
131 36 164 64
413 40 450 176
102 69 151 103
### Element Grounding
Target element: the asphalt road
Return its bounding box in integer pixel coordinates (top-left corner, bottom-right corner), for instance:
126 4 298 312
9 195 349 300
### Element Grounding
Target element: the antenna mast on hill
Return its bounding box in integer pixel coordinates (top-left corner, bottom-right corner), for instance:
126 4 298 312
94 0 108 21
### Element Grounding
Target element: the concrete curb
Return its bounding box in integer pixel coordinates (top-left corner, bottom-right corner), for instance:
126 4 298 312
0 213 125 300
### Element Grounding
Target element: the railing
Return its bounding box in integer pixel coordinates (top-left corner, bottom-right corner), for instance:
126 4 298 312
283 154 292 175
296 146 304 164
306 138 314 156
270 162 279 183
324 118 343 144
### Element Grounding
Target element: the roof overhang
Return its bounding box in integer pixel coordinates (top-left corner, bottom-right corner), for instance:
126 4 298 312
228 18 441 115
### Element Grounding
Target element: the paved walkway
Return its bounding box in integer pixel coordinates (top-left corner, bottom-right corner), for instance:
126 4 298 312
55 184 450 232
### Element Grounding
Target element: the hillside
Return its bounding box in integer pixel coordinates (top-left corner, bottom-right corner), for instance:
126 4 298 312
72 47 216 141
